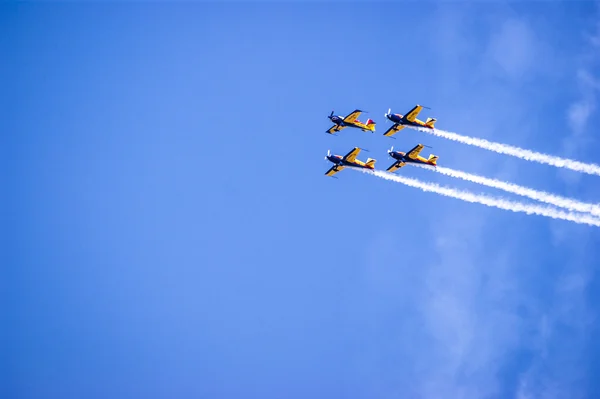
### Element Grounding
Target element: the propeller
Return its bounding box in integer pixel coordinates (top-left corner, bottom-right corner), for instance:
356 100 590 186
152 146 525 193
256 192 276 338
384 108 391 121
328 110 334 119
324 149 331 160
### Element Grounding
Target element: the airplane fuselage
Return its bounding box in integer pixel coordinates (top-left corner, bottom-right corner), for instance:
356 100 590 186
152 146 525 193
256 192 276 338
389 151 432 165
327 155 373 169
330 116 366 130
386 113 431 129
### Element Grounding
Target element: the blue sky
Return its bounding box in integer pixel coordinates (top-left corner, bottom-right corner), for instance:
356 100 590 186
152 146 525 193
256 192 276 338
3 2 600 398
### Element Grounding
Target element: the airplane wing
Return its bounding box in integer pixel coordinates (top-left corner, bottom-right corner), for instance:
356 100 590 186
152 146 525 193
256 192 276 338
326 125 345 134
342 147 361 163
404 105 423 122
386 161 406 173
383 124 406 137
406 144 424 159
325 165 345 177
343 110 362 123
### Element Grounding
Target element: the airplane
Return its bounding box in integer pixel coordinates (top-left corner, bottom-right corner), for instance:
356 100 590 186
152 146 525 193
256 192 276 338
324 147 376 177
385 144 439 173
382 105 437 137
326 109 376 134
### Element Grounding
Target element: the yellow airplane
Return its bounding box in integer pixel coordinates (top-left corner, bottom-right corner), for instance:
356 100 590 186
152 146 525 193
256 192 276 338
324 147 376 177
386 144 439 173
326 109 376 134
383 105 437 137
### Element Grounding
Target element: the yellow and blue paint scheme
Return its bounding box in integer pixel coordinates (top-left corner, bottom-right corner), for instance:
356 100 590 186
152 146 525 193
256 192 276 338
386 144 438 173
383 105 437 137
324 147 376 177
326 109 376 134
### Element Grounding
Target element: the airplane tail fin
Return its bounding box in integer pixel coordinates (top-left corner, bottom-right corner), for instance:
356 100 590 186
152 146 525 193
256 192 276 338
365 158 377 168
428 155 439 165
425 117 437 128
366 119 376 130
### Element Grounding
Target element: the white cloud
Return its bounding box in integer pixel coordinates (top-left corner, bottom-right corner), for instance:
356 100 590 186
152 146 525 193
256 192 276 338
404 211 525 398
562 5 600 185
577 69 600 91
360 4 600 399
585 18 600 48
488 19 537 78
566 69 600 137
567 96 595 135
514 217 596 399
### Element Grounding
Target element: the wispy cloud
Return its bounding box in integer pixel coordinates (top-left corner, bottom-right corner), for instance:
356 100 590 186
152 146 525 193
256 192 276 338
568 95 595 135
561 7 600 185
567 69 600 136
514 251 594 399
487 19 536 79
516 5 600 398
363 4 600 399
416 213 524 398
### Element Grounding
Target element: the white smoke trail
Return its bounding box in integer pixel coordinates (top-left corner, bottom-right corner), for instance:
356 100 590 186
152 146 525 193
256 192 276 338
411 164 600 217
414 127 600 176
354 168 600 227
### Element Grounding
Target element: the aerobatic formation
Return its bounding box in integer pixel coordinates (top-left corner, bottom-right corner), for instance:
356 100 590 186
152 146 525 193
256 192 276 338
324 105 600 227
324 105 440 177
